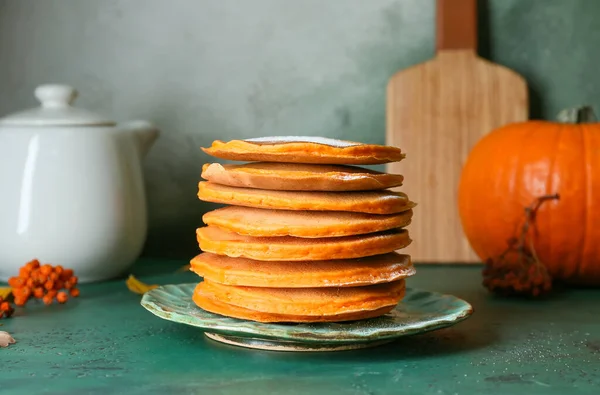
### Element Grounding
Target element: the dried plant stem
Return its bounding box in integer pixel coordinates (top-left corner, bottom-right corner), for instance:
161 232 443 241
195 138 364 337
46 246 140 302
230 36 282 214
483 193 560 297
502 193 560 259
524 193 559 261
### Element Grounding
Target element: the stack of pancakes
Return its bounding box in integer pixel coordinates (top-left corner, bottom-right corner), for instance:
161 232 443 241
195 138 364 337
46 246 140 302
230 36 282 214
190 137 416 323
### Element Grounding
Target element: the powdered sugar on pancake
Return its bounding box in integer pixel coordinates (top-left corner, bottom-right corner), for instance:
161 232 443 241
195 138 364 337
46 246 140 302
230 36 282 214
244 136 361 148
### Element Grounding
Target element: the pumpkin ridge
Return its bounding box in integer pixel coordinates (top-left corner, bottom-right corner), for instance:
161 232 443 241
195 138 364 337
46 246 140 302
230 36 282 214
545 122 563 278
580 124 592 280
506 123 540 262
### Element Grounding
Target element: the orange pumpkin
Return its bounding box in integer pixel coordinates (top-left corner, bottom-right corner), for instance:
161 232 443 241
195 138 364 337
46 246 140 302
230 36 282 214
458 106 600 285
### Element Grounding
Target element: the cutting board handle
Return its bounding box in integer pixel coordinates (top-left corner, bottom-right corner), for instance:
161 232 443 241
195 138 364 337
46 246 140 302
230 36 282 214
436 0 477 52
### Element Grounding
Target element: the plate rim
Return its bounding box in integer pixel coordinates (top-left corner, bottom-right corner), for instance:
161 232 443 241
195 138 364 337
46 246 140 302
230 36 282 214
141 283 474 344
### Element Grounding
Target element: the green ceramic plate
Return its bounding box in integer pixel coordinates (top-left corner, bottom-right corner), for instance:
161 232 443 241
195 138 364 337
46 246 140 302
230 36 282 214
141 283 473 352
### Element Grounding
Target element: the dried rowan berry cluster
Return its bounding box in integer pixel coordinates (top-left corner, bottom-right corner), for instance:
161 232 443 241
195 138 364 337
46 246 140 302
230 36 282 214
7 259 80 306
483 247 553 297
482 194 558 298
0 296 14 319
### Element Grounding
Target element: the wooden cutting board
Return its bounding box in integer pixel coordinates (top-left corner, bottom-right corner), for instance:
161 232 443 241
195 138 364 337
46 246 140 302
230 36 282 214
386 0 528 263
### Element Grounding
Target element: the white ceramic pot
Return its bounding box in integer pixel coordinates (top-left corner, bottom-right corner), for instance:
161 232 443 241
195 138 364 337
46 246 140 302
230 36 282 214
0 84 159 283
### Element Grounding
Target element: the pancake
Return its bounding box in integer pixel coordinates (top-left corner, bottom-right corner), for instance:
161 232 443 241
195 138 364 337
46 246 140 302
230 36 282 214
201 162 404 191
196 226 412 261
201 136 405 165
194 293 396 323
193 279 405 322
197 182 416 214
202 206 413 238
189 252 415 287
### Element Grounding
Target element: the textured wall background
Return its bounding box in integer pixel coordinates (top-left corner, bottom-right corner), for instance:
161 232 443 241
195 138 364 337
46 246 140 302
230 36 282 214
0 0 598 259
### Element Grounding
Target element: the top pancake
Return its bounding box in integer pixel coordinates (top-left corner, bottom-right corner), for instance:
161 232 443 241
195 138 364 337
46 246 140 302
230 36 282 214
201 162 404 191
201 137 405 165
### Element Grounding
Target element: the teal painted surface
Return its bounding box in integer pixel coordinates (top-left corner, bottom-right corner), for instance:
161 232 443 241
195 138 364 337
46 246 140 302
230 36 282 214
1 261 599 394
0 0 600 258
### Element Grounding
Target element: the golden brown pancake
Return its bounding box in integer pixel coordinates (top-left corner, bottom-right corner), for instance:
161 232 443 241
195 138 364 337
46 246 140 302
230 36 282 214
196 226 412 261
197 182 416 214
194 293 396 323
201 162 404 191
201 137 405 165
193 279 405 322
202 206 413 238
190 252 415 287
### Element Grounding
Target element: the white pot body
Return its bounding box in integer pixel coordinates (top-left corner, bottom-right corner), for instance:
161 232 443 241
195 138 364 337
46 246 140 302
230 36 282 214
0 126 149 282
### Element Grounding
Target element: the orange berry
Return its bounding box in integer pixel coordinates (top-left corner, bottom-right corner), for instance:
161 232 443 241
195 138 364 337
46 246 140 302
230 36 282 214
70 288 80 297
70 276 78 286
55 280 64 290
49 272 59 282
8 276 24 288
42 294 53 305
61 269 74 280
25 259 40 270
56 292 68 304
33 287 45 299
34 275 46 287
54 265 64 275
44 280 54 291
46 290 57 299
14 297 27 306
40 264 53 276
64 280 73 290
14 287 31 299
19 267 31 278
0 301 14 318
26 277 34 288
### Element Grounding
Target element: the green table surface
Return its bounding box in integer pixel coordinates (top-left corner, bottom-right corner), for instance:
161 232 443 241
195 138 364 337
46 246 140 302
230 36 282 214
1 259 599 395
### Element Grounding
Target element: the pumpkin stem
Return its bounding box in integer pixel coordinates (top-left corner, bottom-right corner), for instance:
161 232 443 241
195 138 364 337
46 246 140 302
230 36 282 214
556 106 597 123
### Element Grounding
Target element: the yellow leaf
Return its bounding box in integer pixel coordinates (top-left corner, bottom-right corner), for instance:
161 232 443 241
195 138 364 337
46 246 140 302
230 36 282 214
0 287 12 300
126 275 158 295
176 264 191 272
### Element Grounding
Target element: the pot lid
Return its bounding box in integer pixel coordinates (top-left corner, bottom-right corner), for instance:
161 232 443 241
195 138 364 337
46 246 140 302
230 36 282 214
0 84 116 126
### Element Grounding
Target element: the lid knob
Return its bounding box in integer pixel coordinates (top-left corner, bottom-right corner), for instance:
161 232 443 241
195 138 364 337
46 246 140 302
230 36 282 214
0 84 115 126
34 84 78 108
